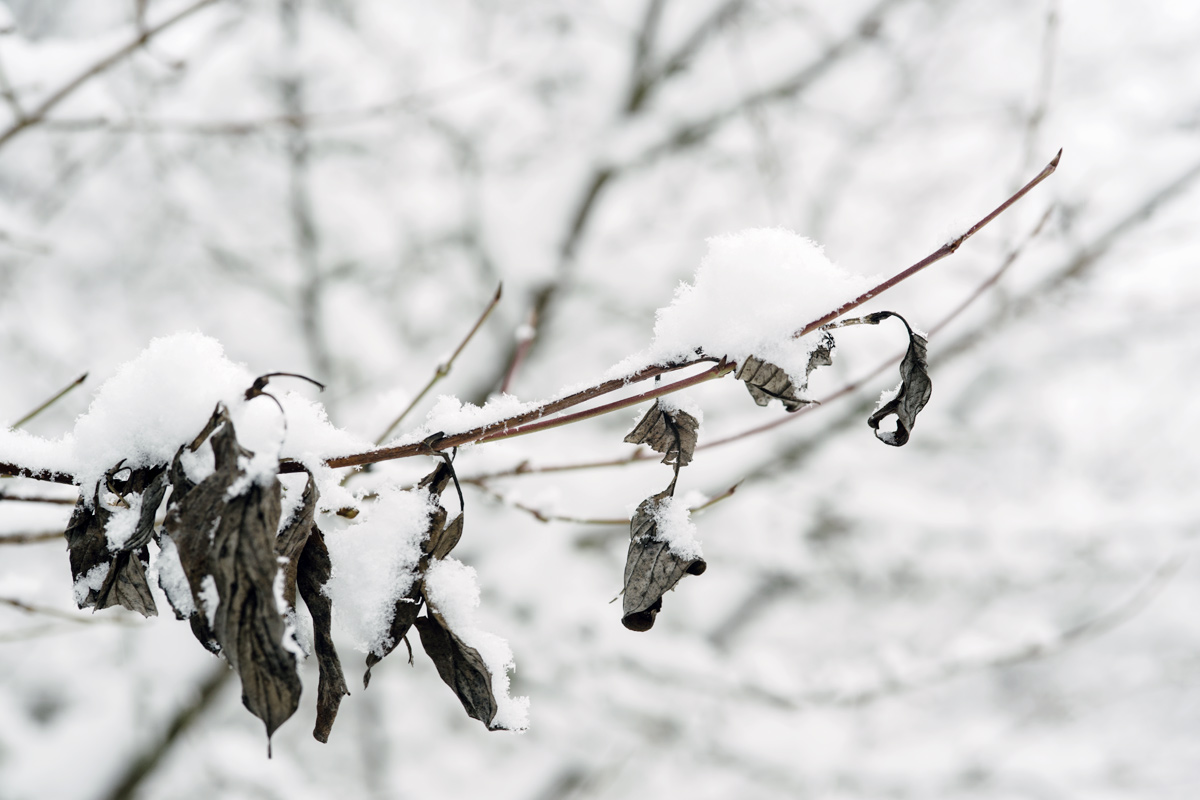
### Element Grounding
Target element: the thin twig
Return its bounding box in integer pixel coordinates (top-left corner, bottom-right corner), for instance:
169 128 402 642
0 531 66 544
0 0 223 151
467 478 739 526
794 149 1062 338
9 373 87 429
499 306 537 395
0 491 77 505
0 595 137 623
101 665 233 800
376 283 503 445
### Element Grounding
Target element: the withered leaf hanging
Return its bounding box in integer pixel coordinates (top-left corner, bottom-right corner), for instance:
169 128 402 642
624 401 699 467
64 464 166 618
414 613 500 729
735 331 833 412
621 481 706 632
297 527 349 743
275 468 320 613
163 403 301 742
832 311 931 446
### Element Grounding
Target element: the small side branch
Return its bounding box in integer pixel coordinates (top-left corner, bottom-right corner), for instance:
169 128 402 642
9 373 87 429
376 284 502 445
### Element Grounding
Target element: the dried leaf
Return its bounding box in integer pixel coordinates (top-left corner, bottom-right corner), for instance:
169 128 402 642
63 492 110 610
64 465 166 617
164 404 301 741
427 512 463 561
297 527 349 743
363 583 423 688
624 402 699 467
838 312 931 446
621 484 706 632
414 614 499 728
735 333 832 413
275 469 319 611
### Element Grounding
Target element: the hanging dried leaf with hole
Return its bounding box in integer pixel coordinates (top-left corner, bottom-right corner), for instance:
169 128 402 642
827 311 932 446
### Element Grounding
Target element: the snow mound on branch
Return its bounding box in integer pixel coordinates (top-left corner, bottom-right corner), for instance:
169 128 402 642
0 332 371 511
620 228 875 385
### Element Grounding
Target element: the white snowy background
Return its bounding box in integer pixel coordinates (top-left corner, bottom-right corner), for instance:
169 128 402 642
2 0 1199 798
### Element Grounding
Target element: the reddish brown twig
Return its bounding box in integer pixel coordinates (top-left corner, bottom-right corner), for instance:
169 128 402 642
794 150 1062 338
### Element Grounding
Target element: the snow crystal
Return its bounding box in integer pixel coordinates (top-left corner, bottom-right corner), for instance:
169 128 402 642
650 495 703 561
613 229 875 386
72 563 108 607
152 534 195 617
323 486 436 656
198 574 219 628
423 558 530 731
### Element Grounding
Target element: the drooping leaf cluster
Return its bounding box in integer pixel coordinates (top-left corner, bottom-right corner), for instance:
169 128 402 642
60 383 520 748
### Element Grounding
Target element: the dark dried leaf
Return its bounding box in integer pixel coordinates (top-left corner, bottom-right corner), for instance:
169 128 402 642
414 614 499 729
735 332 834 412
621 484 706 632
428 513 464 561
63 492 110 610
297 527 349 743
846 312 932 446
94 547 157 617
363 583 423 689
164 404 301 740
64 466 166 617
275 469 319 611
624 402 699 467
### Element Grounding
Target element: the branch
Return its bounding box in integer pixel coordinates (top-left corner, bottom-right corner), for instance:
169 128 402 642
100 665 233 800
795 149 1062 337
9 372 87 429
375 284 502 445
0 0 223 151
467 478 738 526
629 0 905 167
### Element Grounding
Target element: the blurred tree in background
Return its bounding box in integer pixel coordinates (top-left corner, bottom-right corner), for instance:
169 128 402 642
2 1 1199 798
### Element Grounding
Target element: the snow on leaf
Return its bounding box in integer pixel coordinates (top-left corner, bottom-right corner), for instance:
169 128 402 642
63 464 166 617
414 614 499 728
361 461 463 686
622 481 707 632
163 403 301 742
419 557 528 731
624 401 699 467
735 330 834 412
